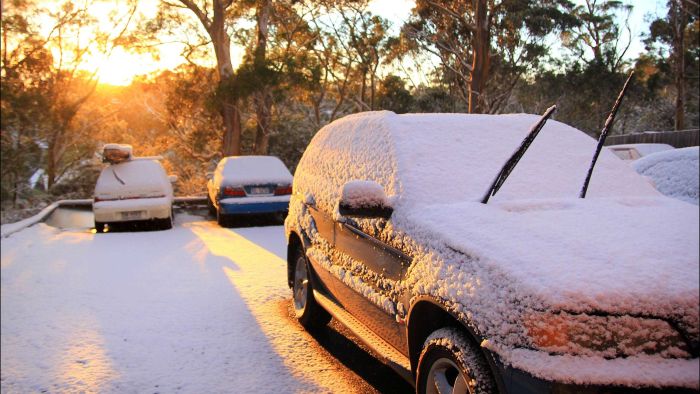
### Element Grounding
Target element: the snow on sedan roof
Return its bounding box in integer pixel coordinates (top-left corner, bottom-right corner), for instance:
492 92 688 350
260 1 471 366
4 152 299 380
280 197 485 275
632 146 699 205
217 156 293 186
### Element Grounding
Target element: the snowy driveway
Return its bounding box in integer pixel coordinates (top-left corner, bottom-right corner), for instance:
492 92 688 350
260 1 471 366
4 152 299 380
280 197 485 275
1 213 411 393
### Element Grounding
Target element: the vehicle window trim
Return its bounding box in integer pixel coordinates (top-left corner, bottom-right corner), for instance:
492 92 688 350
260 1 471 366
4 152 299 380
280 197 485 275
339 220 412 267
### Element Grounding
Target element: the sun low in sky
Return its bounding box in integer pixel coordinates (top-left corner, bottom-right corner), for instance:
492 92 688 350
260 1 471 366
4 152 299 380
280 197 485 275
80 0 660 87
78 0 415 86
88 48 167 86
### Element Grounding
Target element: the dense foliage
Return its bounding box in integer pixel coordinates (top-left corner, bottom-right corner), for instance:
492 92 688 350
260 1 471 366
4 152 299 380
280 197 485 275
1 0 698 220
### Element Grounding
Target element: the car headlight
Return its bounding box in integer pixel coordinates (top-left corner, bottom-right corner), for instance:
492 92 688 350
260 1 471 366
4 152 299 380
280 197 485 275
523 312 690 358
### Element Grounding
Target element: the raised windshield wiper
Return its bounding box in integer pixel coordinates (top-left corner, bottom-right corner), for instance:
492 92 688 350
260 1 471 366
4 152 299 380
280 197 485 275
579 71 634 198
111 167 126 185
481 105 557 204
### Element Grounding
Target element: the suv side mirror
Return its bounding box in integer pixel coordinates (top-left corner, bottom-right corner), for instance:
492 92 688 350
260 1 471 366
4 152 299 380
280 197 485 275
168 175 178 183
338 180 393 219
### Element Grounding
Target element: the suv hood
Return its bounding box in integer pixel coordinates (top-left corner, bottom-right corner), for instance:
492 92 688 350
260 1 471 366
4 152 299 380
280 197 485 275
400 196 699 320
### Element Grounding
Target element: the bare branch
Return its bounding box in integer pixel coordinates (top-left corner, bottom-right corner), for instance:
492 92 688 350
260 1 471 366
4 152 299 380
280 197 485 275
426 1 476 32
177 0 212 31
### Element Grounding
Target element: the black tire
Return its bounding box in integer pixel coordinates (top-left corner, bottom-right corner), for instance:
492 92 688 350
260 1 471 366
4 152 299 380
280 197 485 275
162 215 173 230
95 222 105 233
207 195 216 216
417 327 496 394
291 244 331 329
216 209 229 227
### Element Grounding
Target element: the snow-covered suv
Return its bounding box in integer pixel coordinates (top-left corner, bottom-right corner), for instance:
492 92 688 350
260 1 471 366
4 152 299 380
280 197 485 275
284 111 699 393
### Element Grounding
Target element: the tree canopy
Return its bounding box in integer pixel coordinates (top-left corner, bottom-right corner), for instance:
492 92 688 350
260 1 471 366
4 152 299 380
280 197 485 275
1 0 698 217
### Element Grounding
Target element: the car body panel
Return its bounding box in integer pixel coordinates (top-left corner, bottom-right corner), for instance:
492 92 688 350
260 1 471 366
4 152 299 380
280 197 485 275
218 198 290 215
334 220 409 282
93 196 171 223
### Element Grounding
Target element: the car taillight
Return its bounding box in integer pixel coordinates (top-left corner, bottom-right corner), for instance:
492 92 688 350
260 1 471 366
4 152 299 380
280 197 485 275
274 185 292 195
223 186 246 197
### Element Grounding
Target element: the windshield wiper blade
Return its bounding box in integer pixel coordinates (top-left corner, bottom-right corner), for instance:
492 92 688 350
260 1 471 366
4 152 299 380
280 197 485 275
111 167 126 185
481 105 557 204
579 71 634 198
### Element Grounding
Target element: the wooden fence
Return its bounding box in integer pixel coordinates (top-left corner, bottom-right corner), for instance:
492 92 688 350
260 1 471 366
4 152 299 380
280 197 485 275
604 129 699 148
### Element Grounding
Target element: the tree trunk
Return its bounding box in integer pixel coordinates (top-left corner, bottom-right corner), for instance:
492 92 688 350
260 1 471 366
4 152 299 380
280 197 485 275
222 102 242 156
253 0 272 155
12 127 20 208
253 94 271 155
47 142 56 189
181 0 242 156
212 6 242 156
672 0 685 130
370 69 376 110
469 0 490 114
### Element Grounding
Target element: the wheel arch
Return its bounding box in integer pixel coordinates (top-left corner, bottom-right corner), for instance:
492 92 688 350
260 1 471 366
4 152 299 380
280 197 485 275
407 296 505 391
286 229 311 288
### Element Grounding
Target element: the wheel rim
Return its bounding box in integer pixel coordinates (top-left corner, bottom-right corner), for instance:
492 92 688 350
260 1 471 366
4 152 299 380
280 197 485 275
292 255 309 314
426 357 471 394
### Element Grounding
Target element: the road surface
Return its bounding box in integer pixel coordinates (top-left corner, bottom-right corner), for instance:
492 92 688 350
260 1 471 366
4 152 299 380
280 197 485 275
1 211 412 393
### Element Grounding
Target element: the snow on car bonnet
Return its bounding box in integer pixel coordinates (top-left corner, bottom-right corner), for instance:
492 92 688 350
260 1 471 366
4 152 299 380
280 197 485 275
217 156 293 185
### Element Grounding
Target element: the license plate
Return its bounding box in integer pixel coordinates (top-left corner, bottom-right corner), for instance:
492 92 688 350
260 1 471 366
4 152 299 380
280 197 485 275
121 211 144 220
249 187 270 195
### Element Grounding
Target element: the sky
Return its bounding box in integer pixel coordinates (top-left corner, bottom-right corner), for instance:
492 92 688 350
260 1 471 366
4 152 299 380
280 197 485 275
79 0 667 86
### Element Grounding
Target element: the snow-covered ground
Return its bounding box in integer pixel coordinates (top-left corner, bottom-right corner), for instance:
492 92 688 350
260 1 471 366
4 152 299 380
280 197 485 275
1 213 407 393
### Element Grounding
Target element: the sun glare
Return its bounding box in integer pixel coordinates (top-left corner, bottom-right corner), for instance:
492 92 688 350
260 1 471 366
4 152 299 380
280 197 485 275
92 48 154 86
87 45 193 86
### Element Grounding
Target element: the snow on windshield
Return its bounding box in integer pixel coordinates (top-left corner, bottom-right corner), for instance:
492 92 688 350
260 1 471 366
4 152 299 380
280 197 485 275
389 113 658 207
216 156 293 186
95 159 169 196
295 111 658 216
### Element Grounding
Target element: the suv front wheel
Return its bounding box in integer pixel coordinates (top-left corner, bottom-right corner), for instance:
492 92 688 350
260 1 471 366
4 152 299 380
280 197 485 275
417 327 495 394
292 246 331 329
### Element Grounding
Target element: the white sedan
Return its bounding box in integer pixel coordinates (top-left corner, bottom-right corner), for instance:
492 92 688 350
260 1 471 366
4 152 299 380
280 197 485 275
93 158 176 232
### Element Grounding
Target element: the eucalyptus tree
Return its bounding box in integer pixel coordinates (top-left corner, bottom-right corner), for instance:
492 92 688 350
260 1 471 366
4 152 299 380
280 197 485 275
561 0 633 72
645 0 699 130
1 0 137 202
154 0 245 156
403 0 576 113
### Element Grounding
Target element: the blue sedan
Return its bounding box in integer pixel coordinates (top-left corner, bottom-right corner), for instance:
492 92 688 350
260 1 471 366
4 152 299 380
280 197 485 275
207 156 293 226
